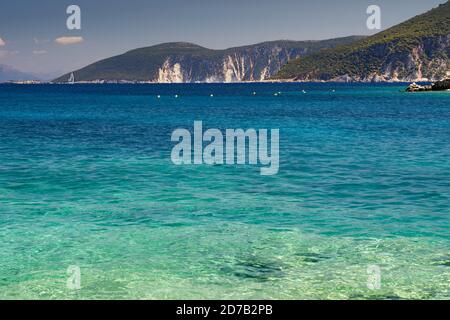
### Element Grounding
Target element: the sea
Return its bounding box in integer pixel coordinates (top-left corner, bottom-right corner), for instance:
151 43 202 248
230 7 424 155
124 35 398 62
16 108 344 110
0 83 448 299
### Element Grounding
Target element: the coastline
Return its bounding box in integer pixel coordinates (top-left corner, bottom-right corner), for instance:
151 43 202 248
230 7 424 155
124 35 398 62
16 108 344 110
2 79 440 85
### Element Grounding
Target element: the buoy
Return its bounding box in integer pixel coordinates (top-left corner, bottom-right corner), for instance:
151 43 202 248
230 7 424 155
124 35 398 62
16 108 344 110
252 92 256 95
157 95 161 99
210 94 214 97
175 94 179 98
274 93 278 96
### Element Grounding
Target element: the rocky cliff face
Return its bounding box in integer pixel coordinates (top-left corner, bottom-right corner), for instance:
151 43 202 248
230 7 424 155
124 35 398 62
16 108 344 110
328 35 450 82
155 45 305 83
53 37 364 83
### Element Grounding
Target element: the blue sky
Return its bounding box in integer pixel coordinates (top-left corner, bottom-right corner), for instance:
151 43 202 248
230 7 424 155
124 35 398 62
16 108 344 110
0 0 446 77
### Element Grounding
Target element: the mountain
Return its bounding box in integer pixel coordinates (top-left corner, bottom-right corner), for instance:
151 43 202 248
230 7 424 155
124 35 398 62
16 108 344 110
53 37 365 83
274 2 450 82
0 65 39 82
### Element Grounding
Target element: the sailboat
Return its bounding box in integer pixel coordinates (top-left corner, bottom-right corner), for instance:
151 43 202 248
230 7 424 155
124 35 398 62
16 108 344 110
68 73 75 84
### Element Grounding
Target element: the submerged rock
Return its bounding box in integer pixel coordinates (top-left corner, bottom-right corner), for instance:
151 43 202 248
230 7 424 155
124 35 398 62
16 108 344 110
295 252 331 263
231 259 285 281
220 255 286 281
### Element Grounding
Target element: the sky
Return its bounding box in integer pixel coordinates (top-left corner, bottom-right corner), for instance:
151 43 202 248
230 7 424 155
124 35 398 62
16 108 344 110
0 0 446 78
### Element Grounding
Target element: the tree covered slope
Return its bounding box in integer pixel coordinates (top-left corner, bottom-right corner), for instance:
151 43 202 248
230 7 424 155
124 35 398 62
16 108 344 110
274 2 450 82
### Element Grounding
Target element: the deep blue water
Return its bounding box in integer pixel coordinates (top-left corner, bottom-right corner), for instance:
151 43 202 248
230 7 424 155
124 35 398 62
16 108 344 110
0 83 448 299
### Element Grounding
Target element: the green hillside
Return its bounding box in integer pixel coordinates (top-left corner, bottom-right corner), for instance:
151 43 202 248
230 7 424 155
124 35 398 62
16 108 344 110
274 2 450 81
53 37 364 83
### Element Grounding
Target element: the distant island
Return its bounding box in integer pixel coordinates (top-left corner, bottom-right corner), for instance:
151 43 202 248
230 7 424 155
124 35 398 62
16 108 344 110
0 64 41 83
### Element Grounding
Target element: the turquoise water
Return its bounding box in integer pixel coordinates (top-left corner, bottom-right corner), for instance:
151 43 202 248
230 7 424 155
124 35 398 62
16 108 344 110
0 83 448 299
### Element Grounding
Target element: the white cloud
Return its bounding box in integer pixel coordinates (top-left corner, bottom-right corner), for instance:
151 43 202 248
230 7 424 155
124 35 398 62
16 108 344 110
0 38 5 46
33 50 47 55
55 36 84 45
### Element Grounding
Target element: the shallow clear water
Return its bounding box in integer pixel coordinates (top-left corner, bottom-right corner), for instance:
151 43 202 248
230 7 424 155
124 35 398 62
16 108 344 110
0 83 448 299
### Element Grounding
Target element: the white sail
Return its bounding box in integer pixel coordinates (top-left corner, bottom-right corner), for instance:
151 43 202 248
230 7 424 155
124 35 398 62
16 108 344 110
68 73 75 84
